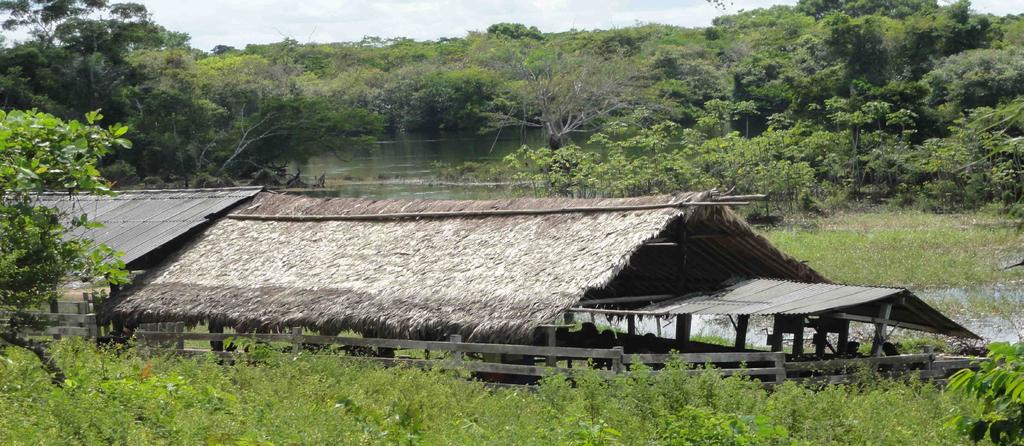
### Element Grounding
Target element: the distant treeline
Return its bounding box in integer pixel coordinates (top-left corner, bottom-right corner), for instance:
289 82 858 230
1 0 1022 212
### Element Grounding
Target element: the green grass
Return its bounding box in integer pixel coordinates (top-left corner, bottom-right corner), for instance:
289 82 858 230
763 211 1024 288
0 339 987 445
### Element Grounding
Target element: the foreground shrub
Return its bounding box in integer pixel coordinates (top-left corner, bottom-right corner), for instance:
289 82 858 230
0 339 986 445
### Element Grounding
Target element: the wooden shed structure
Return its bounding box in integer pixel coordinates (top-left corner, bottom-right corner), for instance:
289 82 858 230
104 191 975 356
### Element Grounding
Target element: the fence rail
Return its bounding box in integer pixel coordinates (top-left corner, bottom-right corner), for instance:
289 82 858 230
130 328 973 386
4 297 979 387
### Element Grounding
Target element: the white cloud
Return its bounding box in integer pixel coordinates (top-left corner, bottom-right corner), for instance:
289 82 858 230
3 0 1021 50
139 0 803 50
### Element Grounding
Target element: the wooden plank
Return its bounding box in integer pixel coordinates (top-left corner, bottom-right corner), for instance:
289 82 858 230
784 354 933 372
830 312 941 335
622 351 785 364
0 311 94 324
577 294 676 306
136 331 625 358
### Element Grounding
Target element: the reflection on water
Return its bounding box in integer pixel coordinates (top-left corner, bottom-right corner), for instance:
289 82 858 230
294 129 550 184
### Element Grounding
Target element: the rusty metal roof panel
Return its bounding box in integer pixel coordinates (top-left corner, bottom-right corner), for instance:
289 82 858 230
35 187 262 268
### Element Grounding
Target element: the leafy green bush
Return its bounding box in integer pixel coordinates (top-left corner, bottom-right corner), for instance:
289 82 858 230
948 342 1024 445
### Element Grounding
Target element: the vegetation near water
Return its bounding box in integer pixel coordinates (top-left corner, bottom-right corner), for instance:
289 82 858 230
2 0 1023 217
0 339 986 445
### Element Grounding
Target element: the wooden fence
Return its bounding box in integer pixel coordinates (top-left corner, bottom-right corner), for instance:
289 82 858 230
4 299 978 386
132 328 974 386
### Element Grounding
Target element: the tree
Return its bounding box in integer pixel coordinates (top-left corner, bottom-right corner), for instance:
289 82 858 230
486 43 638 149
0 109 130 385
486 23 543 40
925 47 1024 111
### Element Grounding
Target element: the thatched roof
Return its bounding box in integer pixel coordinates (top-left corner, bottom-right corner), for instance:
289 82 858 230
107 192 825 343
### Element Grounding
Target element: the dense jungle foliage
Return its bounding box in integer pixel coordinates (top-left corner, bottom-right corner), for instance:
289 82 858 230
1 0 1023 213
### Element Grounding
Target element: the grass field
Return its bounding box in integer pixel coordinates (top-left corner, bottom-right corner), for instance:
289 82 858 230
0 339 986 445
763 211 1024 288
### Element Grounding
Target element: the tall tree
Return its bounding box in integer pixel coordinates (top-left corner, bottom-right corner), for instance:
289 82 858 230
485 42 638 149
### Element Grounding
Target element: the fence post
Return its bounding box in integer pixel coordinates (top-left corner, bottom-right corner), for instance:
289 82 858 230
449 334 463 366
612 346 624 374
545 326 557 367
174 323 185 350
85 315 98 339
773 352 787 384
291 327 303 354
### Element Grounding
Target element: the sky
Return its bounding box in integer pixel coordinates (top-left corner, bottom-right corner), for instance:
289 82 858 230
5 0 1024 51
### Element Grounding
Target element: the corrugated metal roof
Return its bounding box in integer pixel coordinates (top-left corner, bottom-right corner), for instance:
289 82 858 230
637 279 977 338
643 279 904 315
35 187 262 268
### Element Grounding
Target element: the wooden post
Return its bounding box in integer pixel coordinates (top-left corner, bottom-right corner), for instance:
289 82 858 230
85 315 99 339
813 330 826 358
734 315 749 350
627 314 636 336
836 320 850 355
174 323 185 350
870 302 894 357
792 321 804 356
611 346 624 374
291 327 303 354
209 322 224 351
769 316 784 352
449 334 463 366
545 325 557 367
655 318 662 338
773 352 787 384
676 314 691 350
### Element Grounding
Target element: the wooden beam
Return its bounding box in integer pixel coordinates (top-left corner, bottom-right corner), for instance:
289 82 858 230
577 294 677 306
769 316 784 352
569 308 668 316
836 319 850 355
627 315 636 336
830 312 938 335
227 201 751 222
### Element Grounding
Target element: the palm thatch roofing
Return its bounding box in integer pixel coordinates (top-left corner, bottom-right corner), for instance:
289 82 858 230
107 191 828 343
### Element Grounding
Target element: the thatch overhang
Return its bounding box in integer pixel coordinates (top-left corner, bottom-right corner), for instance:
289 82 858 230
106 191 826 343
